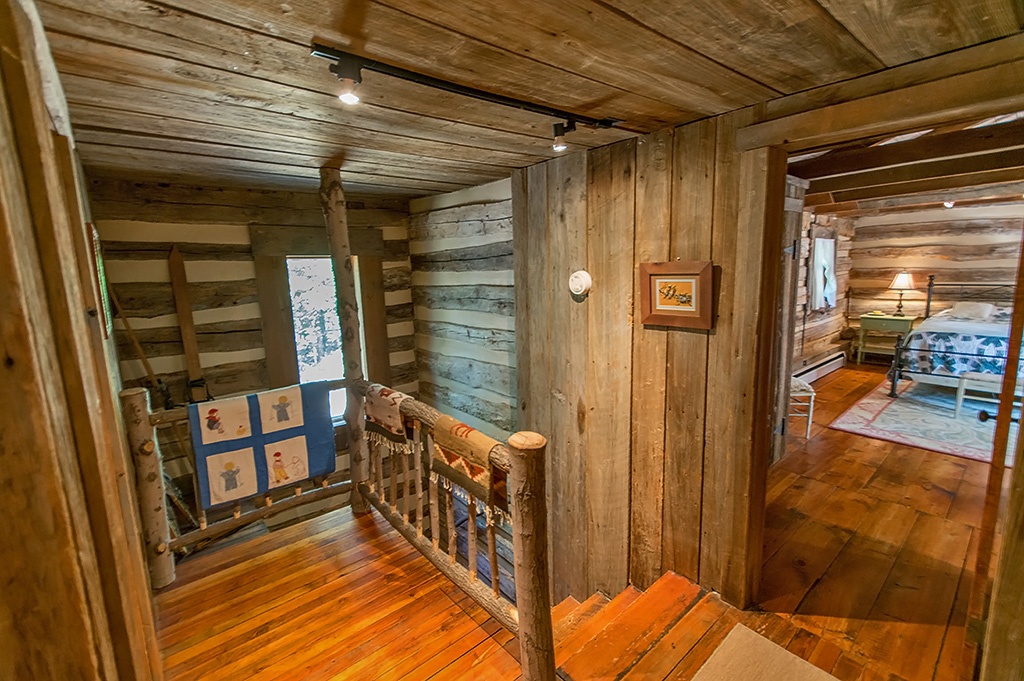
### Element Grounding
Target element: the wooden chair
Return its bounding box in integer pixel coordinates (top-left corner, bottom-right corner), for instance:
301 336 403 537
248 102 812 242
789 377 816 439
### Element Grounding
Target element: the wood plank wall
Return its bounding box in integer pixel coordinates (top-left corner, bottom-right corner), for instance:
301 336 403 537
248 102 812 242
88 178 418 478
848 203 1024 322
793 213 853 366
409 183 516 440
514 114 787 607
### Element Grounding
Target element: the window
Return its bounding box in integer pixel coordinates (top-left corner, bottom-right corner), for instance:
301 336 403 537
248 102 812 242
286 257 347 420
810 237 837 310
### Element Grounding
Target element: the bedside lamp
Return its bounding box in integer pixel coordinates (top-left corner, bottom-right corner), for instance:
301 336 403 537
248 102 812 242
888 271 915 317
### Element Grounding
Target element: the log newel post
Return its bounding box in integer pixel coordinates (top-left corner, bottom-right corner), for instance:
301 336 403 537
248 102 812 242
120 387 175 589
507 431 556 681
320 166 370 514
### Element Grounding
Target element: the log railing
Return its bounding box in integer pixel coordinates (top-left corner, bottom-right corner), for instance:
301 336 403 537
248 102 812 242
120 378 556 681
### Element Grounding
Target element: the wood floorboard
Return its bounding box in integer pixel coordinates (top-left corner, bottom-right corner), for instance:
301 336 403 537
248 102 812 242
762 365 986 681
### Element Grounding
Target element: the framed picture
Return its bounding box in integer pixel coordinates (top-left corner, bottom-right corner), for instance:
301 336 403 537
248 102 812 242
639 260 714 330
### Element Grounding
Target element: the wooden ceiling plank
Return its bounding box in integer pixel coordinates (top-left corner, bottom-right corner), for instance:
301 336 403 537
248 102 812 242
807 148 1024 194
57 75 549 170
814 0 1020 66
73 128 509 186
738 59 1024 152
38 0 637 146
44 30 566 160
77 144 470 193
370 0 776 113
818 167 1024 203
88 0 697 130
60 75 517 175
767 33 1024 121
790 119 1024 179
595 0 882 93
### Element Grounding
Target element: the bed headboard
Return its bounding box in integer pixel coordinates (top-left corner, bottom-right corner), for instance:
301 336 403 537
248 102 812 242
924 274 1017 318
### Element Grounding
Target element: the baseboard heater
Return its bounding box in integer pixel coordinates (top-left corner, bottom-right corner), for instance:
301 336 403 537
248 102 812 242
794 351 845 384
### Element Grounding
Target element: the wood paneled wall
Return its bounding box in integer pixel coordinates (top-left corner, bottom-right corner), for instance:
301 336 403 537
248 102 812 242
794 213 853 366
514 114 788 607
848 204 1024 321
410 187 516 440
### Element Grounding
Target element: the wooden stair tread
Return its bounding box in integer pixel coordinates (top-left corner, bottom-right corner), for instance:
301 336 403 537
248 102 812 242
555 586 643 664
554 592 610 644
560 572 702 680
551 596 581 625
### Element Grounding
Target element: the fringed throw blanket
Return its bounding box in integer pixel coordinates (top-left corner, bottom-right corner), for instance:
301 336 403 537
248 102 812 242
364 384 412 455
430 414 509 518
188 383 335 509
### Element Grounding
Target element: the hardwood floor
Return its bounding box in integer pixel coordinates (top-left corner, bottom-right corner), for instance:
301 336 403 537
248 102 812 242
762 364 993 681
156 363 1002 680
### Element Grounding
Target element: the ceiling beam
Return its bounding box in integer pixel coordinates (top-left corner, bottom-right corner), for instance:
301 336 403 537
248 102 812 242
790 119 1024 179
807 169 1024 205
807 147 1024 194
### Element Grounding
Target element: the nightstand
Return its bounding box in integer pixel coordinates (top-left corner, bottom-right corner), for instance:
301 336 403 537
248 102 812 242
857 314 915 363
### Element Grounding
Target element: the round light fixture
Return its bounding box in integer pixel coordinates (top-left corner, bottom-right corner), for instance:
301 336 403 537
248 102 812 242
568 270 593 296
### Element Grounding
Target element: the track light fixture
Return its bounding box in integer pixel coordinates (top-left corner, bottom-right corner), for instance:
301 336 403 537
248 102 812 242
552 120 576 152
329 57 363 105
311 43 620 152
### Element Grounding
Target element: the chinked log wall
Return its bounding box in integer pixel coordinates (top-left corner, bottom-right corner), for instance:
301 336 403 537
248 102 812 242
848 203 1024 322
794 212 853 367
88 178 418 478
515 115 787 607
410 180 517 440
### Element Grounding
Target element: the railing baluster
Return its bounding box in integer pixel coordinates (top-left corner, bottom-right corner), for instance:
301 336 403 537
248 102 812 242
446 485 457 565
413 421 424 536
389 447 399 512
428 433 440 551
487 506 500 598
400 437 411 523
467 496 478 581
375 441 385 502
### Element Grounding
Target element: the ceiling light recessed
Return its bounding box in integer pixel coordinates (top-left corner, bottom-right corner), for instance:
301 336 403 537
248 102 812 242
943 201 955 208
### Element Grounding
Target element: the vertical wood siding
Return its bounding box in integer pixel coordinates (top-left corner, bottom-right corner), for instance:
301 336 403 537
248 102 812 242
410 196 516 440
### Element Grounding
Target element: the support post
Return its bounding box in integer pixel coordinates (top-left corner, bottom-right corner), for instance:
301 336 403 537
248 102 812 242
120 388 174 588
319 166 370 514
888 333 904 398
507 432 556 681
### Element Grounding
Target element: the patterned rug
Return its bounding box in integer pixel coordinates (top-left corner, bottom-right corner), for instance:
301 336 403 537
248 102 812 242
830 380 1018 464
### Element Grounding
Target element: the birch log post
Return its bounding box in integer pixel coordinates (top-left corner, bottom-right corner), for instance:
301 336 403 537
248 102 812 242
507 431 556 681
120 387 174 588
320 167 369 514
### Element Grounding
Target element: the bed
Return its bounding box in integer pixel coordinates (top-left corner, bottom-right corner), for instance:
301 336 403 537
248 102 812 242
888 277 1017 396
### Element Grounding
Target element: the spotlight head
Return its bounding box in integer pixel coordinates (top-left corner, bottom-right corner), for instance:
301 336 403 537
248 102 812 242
330 58 363 105
338 78 360 105
552 120 576 152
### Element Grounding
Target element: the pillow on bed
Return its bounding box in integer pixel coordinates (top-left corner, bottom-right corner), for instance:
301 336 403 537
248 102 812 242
990 306 1013 323
946 302 995 320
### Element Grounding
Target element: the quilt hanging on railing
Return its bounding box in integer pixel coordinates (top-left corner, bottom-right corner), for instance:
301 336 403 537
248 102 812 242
188 382 336 509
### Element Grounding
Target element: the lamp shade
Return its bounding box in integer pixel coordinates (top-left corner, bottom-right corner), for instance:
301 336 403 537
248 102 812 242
889 271 915 290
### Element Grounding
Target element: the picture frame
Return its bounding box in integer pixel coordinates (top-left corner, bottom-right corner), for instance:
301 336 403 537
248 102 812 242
639 260 714 330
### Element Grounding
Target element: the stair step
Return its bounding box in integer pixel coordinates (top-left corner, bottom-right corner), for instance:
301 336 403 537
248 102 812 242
555 587 642 664
559 572 702 680
551 596 581 626
555 592 610 644
620 592 730 679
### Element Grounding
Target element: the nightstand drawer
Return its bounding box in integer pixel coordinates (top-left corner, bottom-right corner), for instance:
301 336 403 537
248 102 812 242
860 316 913 332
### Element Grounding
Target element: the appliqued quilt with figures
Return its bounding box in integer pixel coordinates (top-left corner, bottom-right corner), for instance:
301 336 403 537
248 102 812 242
188 383 335 509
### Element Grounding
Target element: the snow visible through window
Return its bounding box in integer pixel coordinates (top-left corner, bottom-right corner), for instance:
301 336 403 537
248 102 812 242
286 257 347 420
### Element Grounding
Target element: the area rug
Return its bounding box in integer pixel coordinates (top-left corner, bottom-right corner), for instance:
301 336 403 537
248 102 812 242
830 380 1018 464
691 624 837 681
